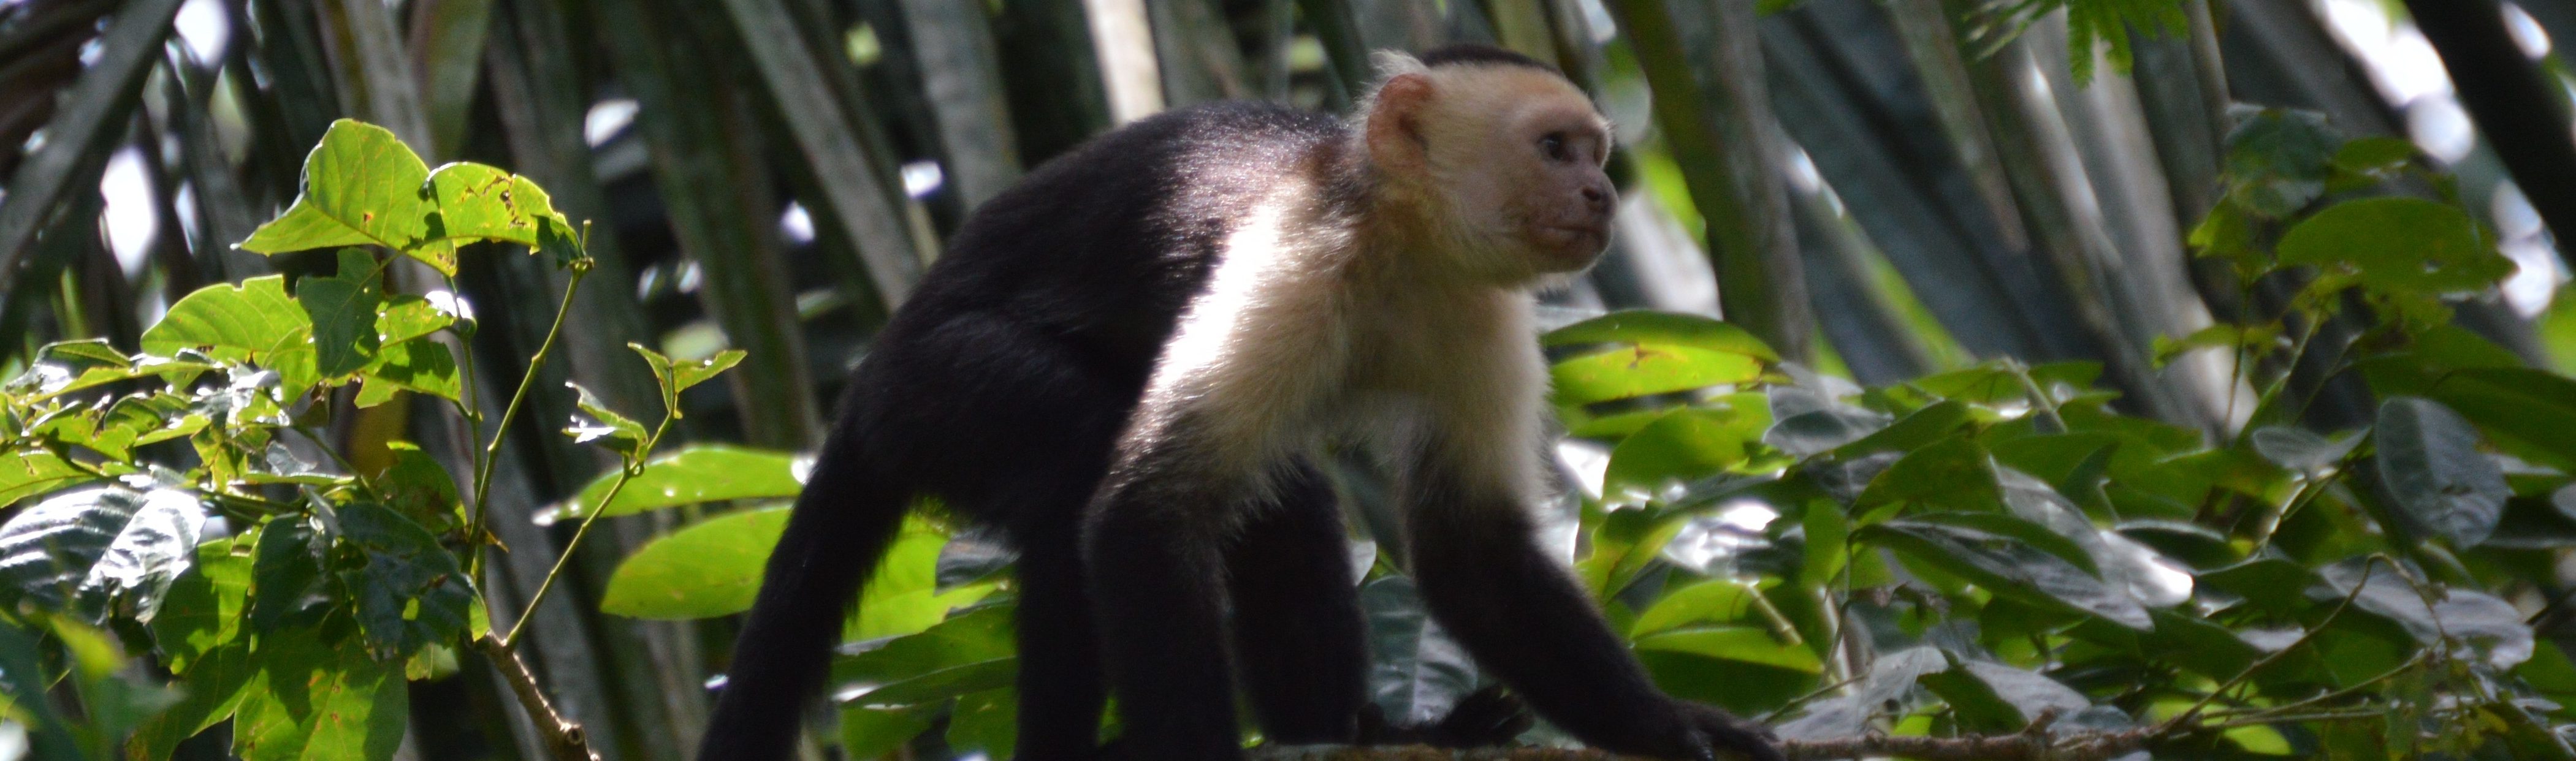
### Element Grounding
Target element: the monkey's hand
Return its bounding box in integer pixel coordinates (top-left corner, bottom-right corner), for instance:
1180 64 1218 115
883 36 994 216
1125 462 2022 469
1355 686 1534 748
1659 701 1786 761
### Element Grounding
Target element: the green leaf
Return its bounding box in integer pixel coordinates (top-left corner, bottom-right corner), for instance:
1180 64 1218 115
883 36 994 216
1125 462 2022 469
1858 520 2151 629
297 249 385 378
1362 576 1477 726
1604 408 1752 494
549 445 803 522
1550 344 1764 408
1542 311 1780 360
0 485 205 621
1630 580 1766 638
238 120 452 274
2249 425 2361 472
1855 437 1998 511
1764 405 1892 458
562 381 647 456
140 277 318 392
850 521 989 640
1919 661 2092 733
250 517 332 634
2277 197 2513 294
421 162 581 264
842 659 1018 706
334 504 474 659
2222 108 2340 217
0 449 94 509
5 339 143 399
601 507 788 619
839 705 937 758
354 338 459 406
374 295 459 346
375 442 462 533
2410 368 2576 471
945 689 1018 757
630 343 749 416
1634 626 1818 674
150 537 253 673
2332 136 2417 177
229 624 409 761
831 605 1018 687
2375 397 2507 547
132 539 256 759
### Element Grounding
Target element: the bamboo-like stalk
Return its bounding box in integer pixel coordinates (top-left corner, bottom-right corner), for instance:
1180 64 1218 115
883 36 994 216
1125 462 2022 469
899 0 1027 208
1608 0 1813 363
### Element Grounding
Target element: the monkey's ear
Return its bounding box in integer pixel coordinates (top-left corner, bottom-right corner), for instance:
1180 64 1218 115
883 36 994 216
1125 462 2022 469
1365 73 1435 175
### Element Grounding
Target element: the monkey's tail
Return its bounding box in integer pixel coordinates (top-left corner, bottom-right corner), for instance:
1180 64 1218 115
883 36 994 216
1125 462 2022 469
696 404 912 761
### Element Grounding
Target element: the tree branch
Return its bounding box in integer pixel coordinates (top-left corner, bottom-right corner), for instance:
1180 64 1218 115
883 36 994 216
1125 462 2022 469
473 634 603 761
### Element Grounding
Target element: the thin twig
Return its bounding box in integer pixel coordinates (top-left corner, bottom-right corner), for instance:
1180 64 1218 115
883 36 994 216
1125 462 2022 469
465 263 589 578
503 412 672 648
2163 556 2384 732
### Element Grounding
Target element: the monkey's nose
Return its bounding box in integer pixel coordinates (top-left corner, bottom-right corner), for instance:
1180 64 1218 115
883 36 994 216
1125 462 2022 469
1581 183 1615 218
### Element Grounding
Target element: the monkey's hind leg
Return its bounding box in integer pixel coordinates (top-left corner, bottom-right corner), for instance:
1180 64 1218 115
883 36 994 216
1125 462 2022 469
1225 459 1367 744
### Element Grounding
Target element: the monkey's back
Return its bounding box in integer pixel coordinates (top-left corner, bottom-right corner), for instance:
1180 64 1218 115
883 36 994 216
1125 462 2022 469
899 100 1349 380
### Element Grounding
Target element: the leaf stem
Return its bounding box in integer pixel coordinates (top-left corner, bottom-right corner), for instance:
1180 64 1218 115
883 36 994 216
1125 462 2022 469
466 265 589 577
2162 556 2384 732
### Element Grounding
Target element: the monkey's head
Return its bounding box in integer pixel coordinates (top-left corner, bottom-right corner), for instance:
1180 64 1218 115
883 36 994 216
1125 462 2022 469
1360 45 1618 283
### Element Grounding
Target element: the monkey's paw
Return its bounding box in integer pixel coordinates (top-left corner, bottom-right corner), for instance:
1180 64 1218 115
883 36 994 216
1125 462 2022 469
1354 686 1535 749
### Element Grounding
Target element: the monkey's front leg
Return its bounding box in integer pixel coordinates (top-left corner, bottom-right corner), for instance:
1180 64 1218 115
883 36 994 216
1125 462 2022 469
1404 466 1785 761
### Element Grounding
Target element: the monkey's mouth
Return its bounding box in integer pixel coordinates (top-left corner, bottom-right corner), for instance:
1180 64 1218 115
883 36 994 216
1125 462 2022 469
1538 224 1610 252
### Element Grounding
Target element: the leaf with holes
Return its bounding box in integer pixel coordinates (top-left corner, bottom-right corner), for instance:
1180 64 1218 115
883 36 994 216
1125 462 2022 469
334 503 473 659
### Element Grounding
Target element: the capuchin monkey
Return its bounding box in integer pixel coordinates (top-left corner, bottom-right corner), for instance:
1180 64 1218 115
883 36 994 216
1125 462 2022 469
698 45 1785 761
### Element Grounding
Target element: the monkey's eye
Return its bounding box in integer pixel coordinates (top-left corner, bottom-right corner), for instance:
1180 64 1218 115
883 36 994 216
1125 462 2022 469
1539 132 1574 163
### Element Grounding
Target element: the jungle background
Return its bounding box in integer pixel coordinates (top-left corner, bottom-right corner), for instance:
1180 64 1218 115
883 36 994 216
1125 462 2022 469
7 0 2576 759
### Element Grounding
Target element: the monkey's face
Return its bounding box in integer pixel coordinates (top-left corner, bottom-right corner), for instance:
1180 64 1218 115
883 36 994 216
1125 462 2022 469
1378 67 1617 282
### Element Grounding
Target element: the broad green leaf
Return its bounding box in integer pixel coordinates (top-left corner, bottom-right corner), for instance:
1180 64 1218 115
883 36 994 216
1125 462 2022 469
563 381 646 456
375 442 462 533
0 450 93 509
2277 197 2512 294
833 606 1018 687
1550 345 1764 407
1541 311 1780 361
421 162 581 263
1910 362 2101 405
1764 405 1892 458
1855 437 1998 510
0 485 205 622
238 119 452 274
1604 408 1751 494
1907 512 2095 577
850 522 991 640
374 295 457 346
2322 561 2532 669
946 689 1018 757
6 339 143 399
2375 397 2507 547
334 504 473 659
133 539 256 759
2221 108 2339 217
1775 646 1947 740
1918 661 2091 733
1859 520 2151 629
1362 576 1477 725
151 537 253 672
1633 625 1821 673
229 624 409 761
842 659 1017 706
1630 580 1765 637
297 249 384 378
550 445 803 522
839 706 937 759
1833 400 1972 458
250 517 331 634
354 338 459 406
2412 368 2576 471
2331 135 2416 176
603 507 788 619
140 277 318 392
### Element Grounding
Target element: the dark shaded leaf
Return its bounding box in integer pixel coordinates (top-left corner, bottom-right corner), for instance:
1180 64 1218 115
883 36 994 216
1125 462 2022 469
2250 426 2363 472
250 517 331 634
1362 576 1477 725
334 503 473 659
2375 397 2507 547
1859 520 2151 629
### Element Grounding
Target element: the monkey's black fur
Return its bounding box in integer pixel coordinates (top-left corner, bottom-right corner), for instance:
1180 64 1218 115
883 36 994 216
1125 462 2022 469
699 45 1781 761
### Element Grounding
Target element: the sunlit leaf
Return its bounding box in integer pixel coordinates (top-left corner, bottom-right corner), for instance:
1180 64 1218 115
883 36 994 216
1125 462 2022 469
334 504 473 659
0 485 205 622
229 624 409 761
550 445 803 522
2277 197 2512 294
298 249 384 378
602 507 787 619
